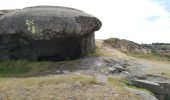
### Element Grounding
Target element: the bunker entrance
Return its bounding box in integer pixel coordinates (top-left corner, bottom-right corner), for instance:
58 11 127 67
37 54 67 61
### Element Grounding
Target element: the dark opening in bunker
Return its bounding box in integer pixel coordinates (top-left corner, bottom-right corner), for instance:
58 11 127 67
37 54 68 61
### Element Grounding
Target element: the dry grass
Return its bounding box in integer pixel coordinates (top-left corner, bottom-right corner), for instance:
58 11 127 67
95 40 130 60
0 74 142 100
96 39 170 79
0 39 164 100
139 59 170 78
0 60 82 77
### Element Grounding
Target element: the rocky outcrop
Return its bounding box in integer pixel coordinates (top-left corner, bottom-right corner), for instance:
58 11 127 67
159 82 170 100
0 9 16 17
126 87 159 100
130 79 164 100
0 12 4 17
0 6 102 61
104 38 152 54
104 38 170 59
130 79 170 100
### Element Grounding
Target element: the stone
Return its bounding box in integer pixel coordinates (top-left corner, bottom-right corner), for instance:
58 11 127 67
108 67 117 72
95 73 108 83
108 65 127 74
130 79 164 100
0 6 102 61
159 82 170 100
0 12 4 17
126 87 158 100
0 9 16 17
114 65 126 72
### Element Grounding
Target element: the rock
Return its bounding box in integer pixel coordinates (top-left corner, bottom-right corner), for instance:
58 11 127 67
104 38 170 60
108 65 127 74
0 12 4 17
56 70 70 74
72 81 82 89
0 9 17 17
95 73 108 83
159 82 170 100
108 67 117 73
126 87 158 100
114 65 126 72
0 6 102 61
62 70 70 74
131 80 170 100
130 79 164 100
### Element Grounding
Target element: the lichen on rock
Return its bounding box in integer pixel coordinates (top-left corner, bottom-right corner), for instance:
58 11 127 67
0 6 102 61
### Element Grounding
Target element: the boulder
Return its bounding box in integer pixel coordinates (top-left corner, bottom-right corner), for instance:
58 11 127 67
159 82 170 100
0 6 102 61
0 9 16 17
126 87 158 100
0 12 4 17
130 79 164 100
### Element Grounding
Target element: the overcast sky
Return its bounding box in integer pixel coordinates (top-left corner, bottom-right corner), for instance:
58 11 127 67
0 0 170 43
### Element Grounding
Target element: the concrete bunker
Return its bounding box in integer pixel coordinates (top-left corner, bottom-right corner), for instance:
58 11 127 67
0 6 102 61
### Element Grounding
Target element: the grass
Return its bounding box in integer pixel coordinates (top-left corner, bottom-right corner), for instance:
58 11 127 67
161 72 170 78
19 75 98 87
0 60 61 77
94 40 130 60
0 40 163 99
0 60 142 100
108 77 155 99
0 75 99 100
108 77 127 87
0 74 142 100
139 59 170 78
0 60 31 77
122 50 168 61
0 59 83 77
128 86 155 96
107 77 142 100
88 45 104 57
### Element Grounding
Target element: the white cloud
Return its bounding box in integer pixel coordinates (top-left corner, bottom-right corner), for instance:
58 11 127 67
0 0 170 43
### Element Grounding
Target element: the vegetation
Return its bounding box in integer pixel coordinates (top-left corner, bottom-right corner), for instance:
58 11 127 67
88 45 104 56
0 39 166 99
122 50 168 61
161 72 170 78
108 77 155 97
108 77 127 87
0 74 142 100
104 38 170 61
0 60 61 77
128 86 155 96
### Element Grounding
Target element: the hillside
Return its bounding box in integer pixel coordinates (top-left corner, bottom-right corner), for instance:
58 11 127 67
104 38 170 60
0 38 170 100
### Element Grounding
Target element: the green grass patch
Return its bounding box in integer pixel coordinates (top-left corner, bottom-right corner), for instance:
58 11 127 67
108 77 128 87
0 60 31 77
108 77 155 97
0 60 57 77
128 85 155 96
88 45 104 57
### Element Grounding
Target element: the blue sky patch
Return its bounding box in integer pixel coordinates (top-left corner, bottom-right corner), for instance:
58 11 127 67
151 0 170 12
146 16 161 21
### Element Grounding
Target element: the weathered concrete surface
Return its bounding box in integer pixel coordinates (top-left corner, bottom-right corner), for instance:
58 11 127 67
0 6 102 39
130 79 164 100
0 6 102 61
126 87 158 100
0 12 4 17
159 82 170 100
